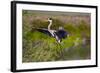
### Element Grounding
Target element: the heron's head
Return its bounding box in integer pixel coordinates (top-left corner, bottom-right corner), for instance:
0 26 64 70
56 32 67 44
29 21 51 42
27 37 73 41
48 18 52 23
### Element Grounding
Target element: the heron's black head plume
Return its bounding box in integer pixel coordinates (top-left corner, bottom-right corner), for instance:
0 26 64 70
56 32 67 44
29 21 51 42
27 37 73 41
48 18 52 20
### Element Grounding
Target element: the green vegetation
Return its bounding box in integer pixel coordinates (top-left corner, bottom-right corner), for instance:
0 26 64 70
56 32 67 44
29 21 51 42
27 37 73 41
22 10 91 62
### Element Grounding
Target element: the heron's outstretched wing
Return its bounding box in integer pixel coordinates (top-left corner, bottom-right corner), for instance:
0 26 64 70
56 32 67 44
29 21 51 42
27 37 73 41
33 28 52 36
55 30 68 39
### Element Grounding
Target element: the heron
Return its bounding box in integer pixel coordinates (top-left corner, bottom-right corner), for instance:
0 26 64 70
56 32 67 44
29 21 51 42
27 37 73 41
32 18 68 43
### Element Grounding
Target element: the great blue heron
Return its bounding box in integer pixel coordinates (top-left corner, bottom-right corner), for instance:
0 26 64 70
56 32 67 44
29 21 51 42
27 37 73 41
32 18 68 43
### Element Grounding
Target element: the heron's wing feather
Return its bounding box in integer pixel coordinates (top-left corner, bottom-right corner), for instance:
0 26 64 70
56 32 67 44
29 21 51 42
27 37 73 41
35 28 52 36
56 30 68 39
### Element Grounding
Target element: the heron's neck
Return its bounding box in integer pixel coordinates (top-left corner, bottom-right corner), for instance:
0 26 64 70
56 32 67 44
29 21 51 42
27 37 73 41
48 21 52 30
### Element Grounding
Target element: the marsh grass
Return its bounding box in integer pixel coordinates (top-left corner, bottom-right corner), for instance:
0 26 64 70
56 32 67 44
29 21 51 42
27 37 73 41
22 11 91 62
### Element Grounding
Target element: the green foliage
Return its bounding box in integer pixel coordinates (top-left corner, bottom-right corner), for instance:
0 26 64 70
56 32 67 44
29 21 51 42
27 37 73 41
22 11 91 62
32 19 48 28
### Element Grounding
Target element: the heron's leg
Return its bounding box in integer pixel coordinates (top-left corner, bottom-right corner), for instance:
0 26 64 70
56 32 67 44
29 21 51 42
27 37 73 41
56 39 60 43
55 36 61 43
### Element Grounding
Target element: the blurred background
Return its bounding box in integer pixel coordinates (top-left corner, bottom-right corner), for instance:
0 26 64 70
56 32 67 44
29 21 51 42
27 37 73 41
22 10 91 62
